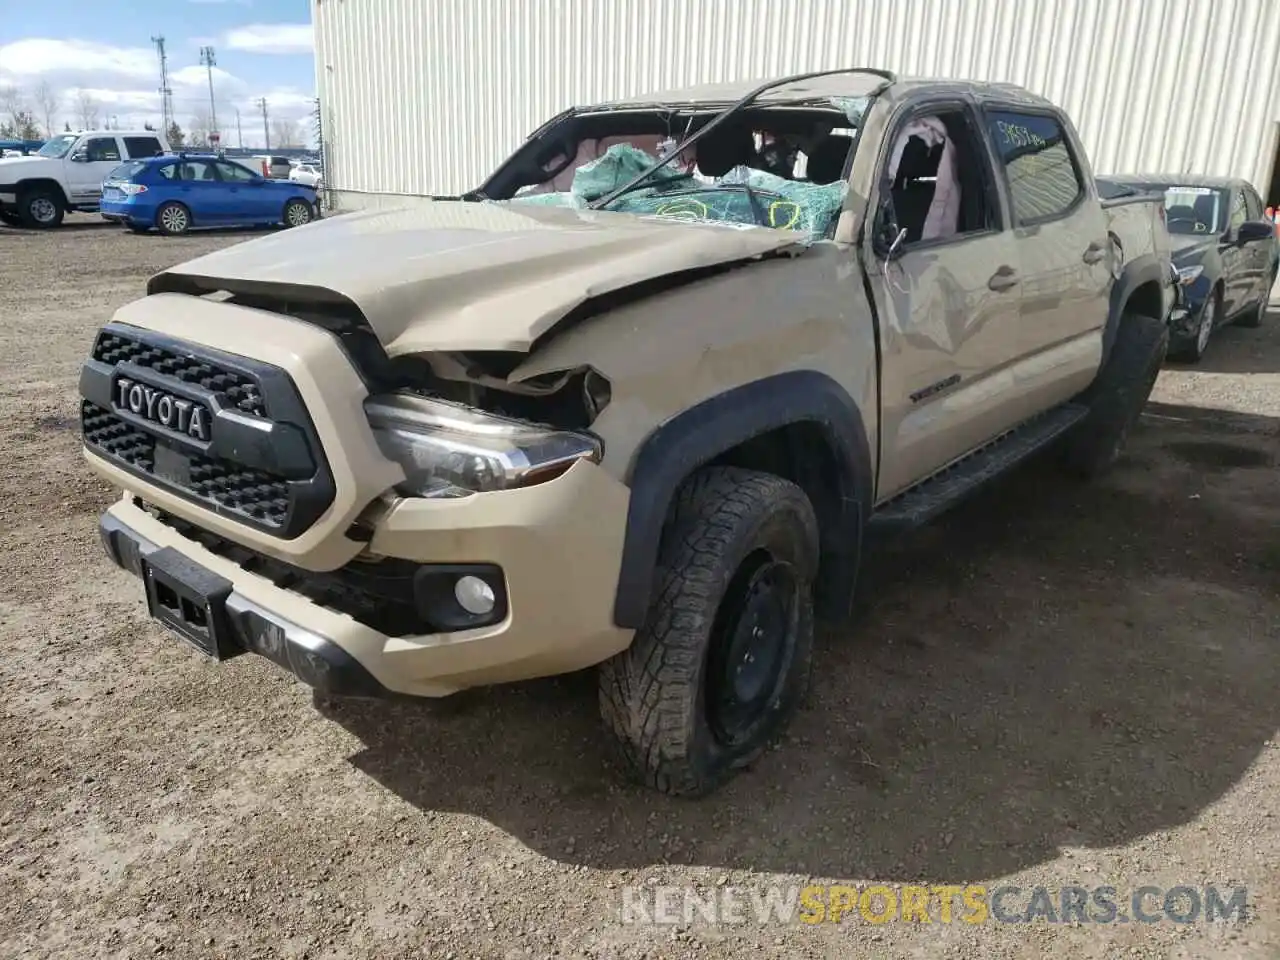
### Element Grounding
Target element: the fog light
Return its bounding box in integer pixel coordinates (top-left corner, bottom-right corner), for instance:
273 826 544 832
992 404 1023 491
454 575 496 616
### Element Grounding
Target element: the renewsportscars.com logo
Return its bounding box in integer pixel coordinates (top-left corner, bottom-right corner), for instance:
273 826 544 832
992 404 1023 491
620 883 1250 926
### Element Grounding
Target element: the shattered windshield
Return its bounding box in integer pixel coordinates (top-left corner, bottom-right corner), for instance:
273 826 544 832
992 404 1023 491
509 142 849 239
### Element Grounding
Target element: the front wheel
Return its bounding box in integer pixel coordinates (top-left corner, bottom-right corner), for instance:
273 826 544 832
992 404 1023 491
155 201 192 236
1170 287 1220 363
283 198 313 227
1235 267 1275 329
17 188 64 229
598 467 819 797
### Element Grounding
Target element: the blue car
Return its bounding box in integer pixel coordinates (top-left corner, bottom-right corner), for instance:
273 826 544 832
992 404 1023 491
100 152 319 235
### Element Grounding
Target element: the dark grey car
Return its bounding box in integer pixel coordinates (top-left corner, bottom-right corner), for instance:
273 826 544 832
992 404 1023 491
1099 174 1278 362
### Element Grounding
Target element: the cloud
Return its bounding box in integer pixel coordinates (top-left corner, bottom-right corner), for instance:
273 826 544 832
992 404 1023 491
0 38 313 147
0 39 155 83
223 23 313 55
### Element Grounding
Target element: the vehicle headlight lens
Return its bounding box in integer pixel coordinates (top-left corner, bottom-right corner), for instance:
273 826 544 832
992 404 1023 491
365 393 603 498
1176 264 1204 285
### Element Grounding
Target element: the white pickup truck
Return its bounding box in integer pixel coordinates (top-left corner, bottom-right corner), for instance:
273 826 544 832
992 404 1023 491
0 129 170 228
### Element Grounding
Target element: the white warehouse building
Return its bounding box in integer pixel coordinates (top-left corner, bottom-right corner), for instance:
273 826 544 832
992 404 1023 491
312 0 1280 211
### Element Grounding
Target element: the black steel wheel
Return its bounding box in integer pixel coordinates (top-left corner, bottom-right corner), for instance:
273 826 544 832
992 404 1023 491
599 466 818 797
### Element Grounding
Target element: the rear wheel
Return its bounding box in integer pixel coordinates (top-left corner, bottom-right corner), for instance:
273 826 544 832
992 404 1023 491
17 188 63 229
1059 311 1168 479
598 467 819 797
156 201 191 236
283 199 313 228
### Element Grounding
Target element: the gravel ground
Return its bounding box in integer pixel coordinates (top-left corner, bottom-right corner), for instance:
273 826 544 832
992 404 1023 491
1 214 1278 960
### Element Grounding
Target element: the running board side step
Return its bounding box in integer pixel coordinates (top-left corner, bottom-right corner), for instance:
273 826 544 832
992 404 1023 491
868 403 1090 535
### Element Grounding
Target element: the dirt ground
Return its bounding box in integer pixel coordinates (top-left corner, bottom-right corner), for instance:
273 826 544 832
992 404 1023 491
0 214 1277 960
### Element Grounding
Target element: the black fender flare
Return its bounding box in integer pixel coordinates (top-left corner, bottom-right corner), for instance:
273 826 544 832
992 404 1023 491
1103 254 1171 364
612 370 873 629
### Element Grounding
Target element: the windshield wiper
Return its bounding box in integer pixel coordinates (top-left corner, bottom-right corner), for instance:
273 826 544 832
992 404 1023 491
592 171 694 207
587 66 895 211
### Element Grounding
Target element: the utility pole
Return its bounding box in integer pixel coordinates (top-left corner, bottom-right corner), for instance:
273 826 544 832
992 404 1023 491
255 97 269 150
234 107 243 149
199 46 219 142
152 35 174 135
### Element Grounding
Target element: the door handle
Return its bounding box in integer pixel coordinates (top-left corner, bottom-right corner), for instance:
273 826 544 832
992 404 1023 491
1082 242 1107 264
988 266 1019 291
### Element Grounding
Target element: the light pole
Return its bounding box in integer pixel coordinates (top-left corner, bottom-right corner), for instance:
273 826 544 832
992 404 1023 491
199 46 219 141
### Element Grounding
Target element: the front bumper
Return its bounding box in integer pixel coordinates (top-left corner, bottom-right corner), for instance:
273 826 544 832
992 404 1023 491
1168 285 1208 343
101 509 390 698
98 460 633 697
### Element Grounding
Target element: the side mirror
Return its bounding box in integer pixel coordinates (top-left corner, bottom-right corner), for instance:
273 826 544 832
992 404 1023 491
1236 220 1274 243
70 151 89 163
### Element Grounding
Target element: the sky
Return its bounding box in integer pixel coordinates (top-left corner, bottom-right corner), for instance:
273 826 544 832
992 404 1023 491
0 0 314 149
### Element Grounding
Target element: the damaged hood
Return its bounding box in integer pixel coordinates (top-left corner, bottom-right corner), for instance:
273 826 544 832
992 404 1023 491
149 200 809 356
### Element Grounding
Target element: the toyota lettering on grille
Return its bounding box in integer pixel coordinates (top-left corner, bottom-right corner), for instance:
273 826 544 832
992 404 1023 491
113 375 210 442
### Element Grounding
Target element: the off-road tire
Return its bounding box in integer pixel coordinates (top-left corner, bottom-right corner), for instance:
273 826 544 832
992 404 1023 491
598 466 819 797
156 201 192 236
1059 311 1168 479
1235 267 1275 328
1169 285 1221 363
17 187 64 229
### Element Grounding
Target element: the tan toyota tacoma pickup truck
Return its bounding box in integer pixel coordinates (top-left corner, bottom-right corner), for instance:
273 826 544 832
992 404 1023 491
80 69 1175 796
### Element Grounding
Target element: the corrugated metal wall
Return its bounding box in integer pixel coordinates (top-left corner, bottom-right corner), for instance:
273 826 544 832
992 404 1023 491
313 0 1280 205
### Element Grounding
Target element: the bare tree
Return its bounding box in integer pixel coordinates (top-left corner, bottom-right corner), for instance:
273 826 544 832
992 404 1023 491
72 88 99 130
0 85 40 140
188 109 212 147
33 80 59 138
269 116 301 149
0 84 23 122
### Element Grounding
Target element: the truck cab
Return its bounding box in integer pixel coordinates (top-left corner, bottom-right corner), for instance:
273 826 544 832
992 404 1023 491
0 129 170 228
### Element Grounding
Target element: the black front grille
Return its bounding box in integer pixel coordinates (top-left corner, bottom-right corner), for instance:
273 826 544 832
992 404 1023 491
81 323 337 538
83 402 291 527
81 401 154 471
93 332 266 417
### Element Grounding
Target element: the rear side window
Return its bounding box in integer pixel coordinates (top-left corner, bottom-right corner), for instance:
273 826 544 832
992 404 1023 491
108 160 150 180
173 161 217 181
985 110 1083 224
155 163 178 180
123 137 163 159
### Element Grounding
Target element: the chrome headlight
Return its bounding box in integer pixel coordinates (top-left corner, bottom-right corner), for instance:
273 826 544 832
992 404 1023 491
1176 264 1204 285
365 393 602 498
